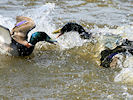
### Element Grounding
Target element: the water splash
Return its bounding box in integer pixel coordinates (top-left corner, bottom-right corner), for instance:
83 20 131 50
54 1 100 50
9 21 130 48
104 25 133 84
110 25 133 41
56 32 89 50
21 3 56 41
90 25 133 84
0 15 14 29
114 55 133 84
0 3 133 84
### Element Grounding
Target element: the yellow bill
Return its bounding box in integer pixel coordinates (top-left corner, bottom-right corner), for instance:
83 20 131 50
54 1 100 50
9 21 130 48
52 28 61 34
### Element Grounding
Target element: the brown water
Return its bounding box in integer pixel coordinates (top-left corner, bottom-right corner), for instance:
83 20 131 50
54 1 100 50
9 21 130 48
0 0 133 100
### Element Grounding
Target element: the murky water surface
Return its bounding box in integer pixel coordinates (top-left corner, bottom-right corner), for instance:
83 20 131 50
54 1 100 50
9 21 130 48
0 0 133 99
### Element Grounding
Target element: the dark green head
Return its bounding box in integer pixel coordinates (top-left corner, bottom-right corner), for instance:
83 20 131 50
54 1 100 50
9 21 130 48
29 32 57 45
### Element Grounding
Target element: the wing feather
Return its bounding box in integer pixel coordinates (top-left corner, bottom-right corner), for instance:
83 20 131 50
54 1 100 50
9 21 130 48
0 25 11 44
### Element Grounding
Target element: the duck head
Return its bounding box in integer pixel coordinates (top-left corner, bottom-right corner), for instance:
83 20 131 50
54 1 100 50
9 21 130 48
53 22 92 39
29 32 57 46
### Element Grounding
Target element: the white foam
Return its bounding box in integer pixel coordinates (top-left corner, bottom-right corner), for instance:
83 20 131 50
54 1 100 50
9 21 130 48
110 25 133 41
114 55 133 84
23 3 56 41
0 36 5 43
114 68 133 83
56 32 88 50
0 15 14 29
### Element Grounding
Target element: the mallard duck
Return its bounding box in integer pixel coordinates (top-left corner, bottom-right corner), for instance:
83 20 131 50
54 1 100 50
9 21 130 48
0 25 57 56
53 22 92 39
100 39 133 68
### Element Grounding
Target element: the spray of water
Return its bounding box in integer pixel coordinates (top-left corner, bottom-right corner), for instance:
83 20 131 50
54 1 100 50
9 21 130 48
0 3 133 84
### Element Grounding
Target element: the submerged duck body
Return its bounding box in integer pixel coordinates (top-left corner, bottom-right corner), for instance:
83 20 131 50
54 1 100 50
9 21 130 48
100 39 133 68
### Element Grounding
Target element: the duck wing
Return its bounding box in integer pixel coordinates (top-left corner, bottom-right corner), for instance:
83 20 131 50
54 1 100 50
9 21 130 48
0 25 11 44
